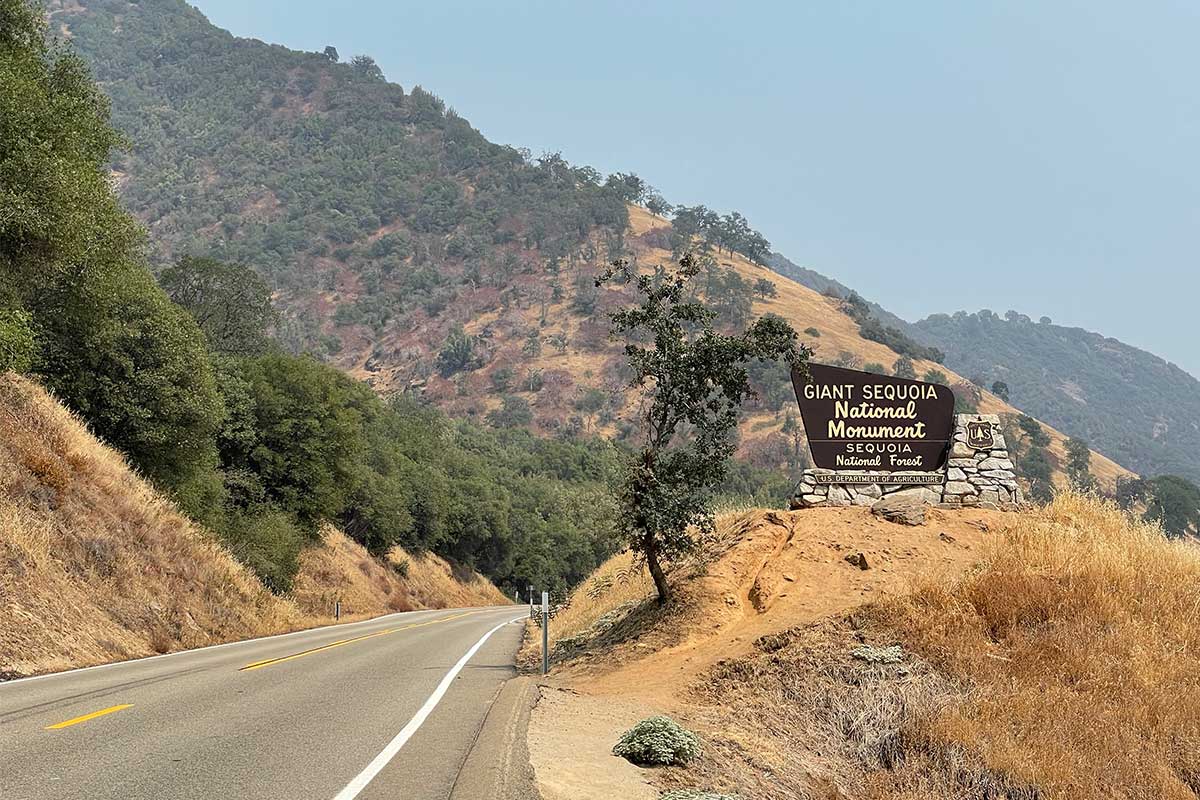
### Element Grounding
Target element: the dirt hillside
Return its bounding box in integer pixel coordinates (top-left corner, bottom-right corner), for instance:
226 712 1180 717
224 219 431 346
541 504 1007 700
0 374 507 678
529 496 1200 800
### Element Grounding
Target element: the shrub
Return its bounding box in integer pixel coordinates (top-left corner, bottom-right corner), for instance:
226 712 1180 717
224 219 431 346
661 793 738 800
803 326 820 338
612 716 701 766
221 508 306 593
0 308 35 373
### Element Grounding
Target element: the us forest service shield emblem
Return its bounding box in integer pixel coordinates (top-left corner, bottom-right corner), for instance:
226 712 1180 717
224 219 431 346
966 420 995 450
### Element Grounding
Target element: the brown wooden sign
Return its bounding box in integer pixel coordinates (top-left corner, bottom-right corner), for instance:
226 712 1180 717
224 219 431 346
791 363 955 472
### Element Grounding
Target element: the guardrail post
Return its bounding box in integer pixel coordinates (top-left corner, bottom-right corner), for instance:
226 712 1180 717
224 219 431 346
541 591 549 676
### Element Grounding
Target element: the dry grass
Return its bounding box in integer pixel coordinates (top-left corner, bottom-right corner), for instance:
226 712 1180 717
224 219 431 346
291 528 509 619
546 549 655 648
869 491 1200 799
0 374 510 678
381 545 510 609
0 373 303 676
677 493 1200 799
628 205 1134 491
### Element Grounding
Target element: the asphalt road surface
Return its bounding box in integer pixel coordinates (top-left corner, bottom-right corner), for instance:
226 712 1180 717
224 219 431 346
0 606 533 800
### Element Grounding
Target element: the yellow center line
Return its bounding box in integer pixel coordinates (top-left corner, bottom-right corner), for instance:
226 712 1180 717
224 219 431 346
238 611 481 672
45 704 133 730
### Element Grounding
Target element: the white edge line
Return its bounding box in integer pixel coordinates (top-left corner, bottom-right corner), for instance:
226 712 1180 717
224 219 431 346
0 606 514 690
331 616 524 800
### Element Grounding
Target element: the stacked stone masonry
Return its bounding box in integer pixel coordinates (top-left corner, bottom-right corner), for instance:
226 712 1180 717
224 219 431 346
795 414 1025 511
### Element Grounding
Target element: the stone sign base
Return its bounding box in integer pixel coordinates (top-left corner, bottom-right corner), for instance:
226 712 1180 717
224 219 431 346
793 414 1024 511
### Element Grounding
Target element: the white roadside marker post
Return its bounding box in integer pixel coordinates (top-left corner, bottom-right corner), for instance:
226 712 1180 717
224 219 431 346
541 590 549 676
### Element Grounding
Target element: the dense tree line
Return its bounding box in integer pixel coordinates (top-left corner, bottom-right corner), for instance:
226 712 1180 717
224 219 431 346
839 292 945 363
669 205 772 265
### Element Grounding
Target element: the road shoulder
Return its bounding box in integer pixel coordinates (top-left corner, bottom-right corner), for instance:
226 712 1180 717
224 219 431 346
450 675 542 800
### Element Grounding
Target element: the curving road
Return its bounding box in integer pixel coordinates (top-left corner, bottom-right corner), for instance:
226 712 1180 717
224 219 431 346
0 606 534 800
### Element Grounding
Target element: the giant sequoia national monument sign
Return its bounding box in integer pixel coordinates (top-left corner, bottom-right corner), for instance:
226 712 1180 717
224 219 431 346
792 363 955 472
790 364 1024 509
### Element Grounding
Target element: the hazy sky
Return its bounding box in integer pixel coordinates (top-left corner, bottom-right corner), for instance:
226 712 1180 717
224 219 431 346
195 0 1197 375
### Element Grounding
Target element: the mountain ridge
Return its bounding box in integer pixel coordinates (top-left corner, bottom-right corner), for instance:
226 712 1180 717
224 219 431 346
50 0 1140 492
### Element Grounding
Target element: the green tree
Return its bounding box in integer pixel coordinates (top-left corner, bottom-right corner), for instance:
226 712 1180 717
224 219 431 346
1018 414 1052 447
0 308 34 373
923 369 949 386
226 354 366 528
991 380 1011 402
599 255 810 602
1143 475 1200 538
1065 437 1095 490
892 355 916 379
575 386 607 432
1 2 222 507
486 395 534 428
436 325 476 376
753 277 777 300
160 256 276 355
863 362 888 375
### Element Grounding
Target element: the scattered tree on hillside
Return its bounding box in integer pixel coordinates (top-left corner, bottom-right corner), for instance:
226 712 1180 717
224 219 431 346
1018 414 1052 447
923 369 949 386
892 355 916 380
992 380 1011 402
1142 475 1200 538
599 254 811 602
1065 437 1096 490
952 380 981 413
833 350 863 370
436 325 476 375
322 45 338 62
349 54 384 80
753 277 778 300
1012 415 1055 503
864 362 888 375
486 395 533 428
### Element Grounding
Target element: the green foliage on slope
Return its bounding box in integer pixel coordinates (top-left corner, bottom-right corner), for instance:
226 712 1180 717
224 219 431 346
2 0 223 509
915 310 1200 483
54 0 630 349
1 0 623 596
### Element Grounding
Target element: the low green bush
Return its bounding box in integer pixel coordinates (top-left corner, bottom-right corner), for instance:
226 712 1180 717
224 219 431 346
612 716 701 766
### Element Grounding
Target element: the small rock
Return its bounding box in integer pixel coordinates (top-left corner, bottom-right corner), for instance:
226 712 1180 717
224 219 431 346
871 494 927 526
939 532 956 543
844 552 870 570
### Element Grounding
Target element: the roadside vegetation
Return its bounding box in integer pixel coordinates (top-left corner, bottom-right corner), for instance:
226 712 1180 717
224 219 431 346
0 1 619 596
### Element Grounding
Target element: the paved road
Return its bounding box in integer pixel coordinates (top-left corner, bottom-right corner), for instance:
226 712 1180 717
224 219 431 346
0 606 532 800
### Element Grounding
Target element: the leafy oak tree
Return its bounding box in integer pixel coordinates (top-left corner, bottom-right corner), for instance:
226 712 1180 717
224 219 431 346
600 255 811 602
160 256 277 356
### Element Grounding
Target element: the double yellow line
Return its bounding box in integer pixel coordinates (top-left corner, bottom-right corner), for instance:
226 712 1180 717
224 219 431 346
238 610 480 672
43 610 481 730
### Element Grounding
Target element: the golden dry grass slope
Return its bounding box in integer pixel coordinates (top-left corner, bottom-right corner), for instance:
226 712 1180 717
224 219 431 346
346 202 1131 492
533 495 1200 800
0 374 507 678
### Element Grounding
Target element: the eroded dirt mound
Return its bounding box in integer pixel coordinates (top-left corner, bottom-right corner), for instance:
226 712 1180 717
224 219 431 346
557 505 1005 699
